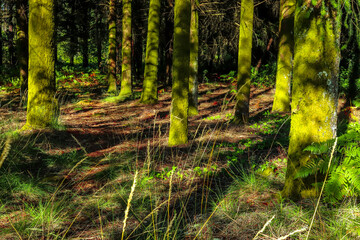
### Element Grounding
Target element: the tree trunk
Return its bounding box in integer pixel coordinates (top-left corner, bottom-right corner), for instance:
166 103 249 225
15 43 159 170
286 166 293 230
95 7 102 69
169 0 191 146
6 2 16 66
188 0 199 116
24 0 58 129
282 0 341 200
0 0 3 70
81 2 89 68
272 0 295 113
140 0 161 104
235 0 254 124
16 0 29 99
107 0 117 93
119 0 133 98
69 1 76 66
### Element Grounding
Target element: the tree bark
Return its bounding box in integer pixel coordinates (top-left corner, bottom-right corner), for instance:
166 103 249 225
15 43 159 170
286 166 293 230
107 0 117 93
169 0 191 146
272 0 295 113
24 0 58 129
119 0 133 98
188 0 199 116
140 0 161 104
282 0 341 200
235 0 254 124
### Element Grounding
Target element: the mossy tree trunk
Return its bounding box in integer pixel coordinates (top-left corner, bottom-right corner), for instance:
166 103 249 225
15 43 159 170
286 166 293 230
107 0 117 93
272 0 295 113
282 0 341 200
16 0 28 99
0 0 2 69
119 0 133 98
235 0 254 124
140 0 161 104
24 0 58 129
169 0 191 146
188 0 199 116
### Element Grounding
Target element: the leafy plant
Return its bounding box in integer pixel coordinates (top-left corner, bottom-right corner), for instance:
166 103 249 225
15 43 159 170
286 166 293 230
251 63 276 87
296 122 360 203
220 71 236 82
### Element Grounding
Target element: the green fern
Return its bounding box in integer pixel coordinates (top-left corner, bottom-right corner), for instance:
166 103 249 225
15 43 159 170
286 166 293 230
296 122 360 203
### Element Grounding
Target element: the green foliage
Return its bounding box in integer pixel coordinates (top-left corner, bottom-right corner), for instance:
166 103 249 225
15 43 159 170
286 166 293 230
251 63 276 87
296 122 360 203
220 71 236 82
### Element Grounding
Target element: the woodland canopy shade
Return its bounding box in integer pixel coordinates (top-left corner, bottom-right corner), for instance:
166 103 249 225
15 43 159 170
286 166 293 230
23 0 58 129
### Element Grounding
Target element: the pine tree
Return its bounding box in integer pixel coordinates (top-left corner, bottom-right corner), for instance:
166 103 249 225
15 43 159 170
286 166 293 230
107 0 117 93
235 0 254 124
282 0 341 199
119 0 133 98
140 0 161 104
16 0 28 99
188 0 199 116
272 0 295 113
23 0 58 129
169 0 191 146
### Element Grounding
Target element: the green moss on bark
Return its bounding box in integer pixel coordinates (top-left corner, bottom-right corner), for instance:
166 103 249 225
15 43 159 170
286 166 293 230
24 0 58 129
119 0 133 98
140 0 160 104
282 1 341 200
235 0 254 124
107 0 117 94
272 0 295 113
188 0 199 116
169 0 191 146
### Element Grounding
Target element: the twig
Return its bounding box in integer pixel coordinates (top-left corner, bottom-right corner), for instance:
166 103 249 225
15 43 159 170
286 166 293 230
277 227 307 240
253 215 275 240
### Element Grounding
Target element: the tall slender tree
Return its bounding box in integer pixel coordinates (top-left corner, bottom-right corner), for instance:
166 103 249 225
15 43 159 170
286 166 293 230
235 0 254 124
95 6 103 69
169 0 191 146
16 0 28 99
69 0 77 65
6 1 16 66
81 0 90 68
0 0 3 70
24 0 58 129
140 0 161 104
119 0 133 98
272 0 295 113
282 0 341 199
188 0 199 116
107 0 117 93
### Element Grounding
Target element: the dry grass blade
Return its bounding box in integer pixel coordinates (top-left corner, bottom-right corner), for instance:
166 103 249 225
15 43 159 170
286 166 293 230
253 215 275 240
122 170 138 240
0 136 12 169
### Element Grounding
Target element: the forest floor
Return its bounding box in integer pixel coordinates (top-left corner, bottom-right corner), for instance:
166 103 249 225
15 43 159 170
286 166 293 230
0 75 359 239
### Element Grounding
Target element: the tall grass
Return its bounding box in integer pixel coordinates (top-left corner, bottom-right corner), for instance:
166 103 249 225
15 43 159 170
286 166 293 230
1 87 359 240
